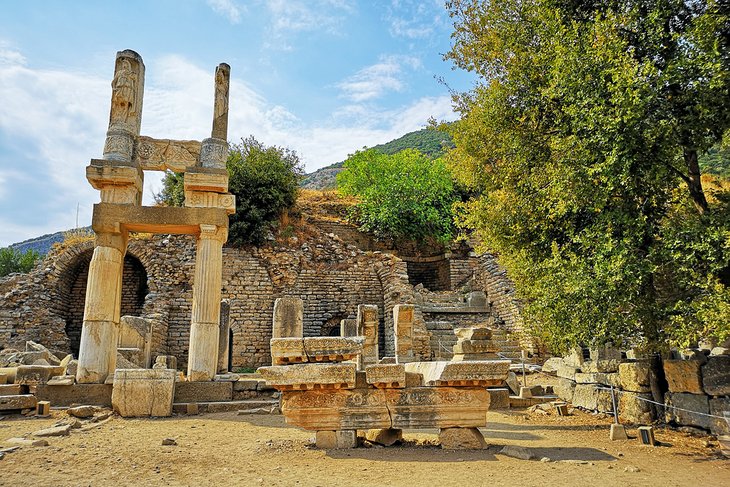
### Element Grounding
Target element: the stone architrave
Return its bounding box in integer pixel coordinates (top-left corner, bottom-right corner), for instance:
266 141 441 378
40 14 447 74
258 363 357 391
111 368 175 417
78 50 235 383
217 299 231 374
357 305 378 369
404 360 510 387
365 364 406 388
273 297 304 338
393 304 415 364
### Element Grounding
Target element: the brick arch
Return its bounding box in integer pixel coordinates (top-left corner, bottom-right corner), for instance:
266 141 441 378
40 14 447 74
51 242 150 357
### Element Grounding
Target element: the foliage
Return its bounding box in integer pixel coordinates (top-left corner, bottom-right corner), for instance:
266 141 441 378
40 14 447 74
0 247 40 277
155 136 303 246
445 0 730 352
699 144 730 179
337 148 457 245
301 128 454 190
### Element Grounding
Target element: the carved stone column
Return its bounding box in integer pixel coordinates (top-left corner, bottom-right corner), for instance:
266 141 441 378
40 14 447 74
357 304 379 369
393 304 415 364
76 231 128 384
188 224 227 381
103 50 145 162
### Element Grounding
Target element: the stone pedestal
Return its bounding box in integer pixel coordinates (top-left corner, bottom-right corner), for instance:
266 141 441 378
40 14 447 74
393 304 415 363
77 235 127 384
357 305 378 369
188 225 226 381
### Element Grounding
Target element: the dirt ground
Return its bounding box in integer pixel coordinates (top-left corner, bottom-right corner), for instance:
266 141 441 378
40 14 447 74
1 405 728 487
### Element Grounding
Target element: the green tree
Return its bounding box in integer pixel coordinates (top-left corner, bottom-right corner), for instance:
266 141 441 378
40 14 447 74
337 148 457 245
0 247 40 277
155 136 302 246
444 0 730 352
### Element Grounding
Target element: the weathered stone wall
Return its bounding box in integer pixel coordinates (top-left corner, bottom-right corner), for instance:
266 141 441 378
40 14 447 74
475 253 524 341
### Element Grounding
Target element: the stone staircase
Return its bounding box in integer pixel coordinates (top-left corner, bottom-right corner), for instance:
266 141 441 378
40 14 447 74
419 290 522 361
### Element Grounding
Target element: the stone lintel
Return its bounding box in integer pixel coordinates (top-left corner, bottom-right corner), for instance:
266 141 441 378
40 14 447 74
133 136 201 172
365 364 406 388
257 363 357 390
92 203 228 235
404 361 510 387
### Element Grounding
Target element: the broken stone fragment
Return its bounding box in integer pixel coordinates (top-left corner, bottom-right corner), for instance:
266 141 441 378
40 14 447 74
499 445 535 460
67 405 96 418
439 427 486 449
404 360 510 387
364 428 402 446
32 424 72 437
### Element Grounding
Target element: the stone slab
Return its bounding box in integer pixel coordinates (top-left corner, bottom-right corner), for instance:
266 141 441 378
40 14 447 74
702 356 730 396
618 362 651 392
0 384 21 395
665 392 712 430
303 337 364 362
487 388 510 409
404 360 509 387
258 363 358 391
272 297 303 338
174 380 233 403
365 364 406 388
439 427 486 449
618 392 655 424
663 360 703 394
35 384 112 407
111 369 175 417
15 365 65 385
0 394 37 411
572 384 612 412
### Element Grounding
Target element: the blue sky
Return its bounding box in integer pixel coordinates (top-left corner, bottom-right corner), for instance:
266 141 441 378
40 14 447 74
0 0 473 247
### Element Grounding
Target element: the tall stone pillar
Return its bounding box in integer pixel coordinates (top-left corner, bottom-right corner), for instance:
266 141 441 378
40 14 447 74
393 304 415 364
357 304 379 369
200 63 230 170
76 231 128 383
188 224 227 381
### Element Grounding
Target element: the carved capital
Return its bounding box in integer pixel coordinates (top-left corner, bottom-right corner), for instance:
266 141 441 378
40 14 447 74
198 223 228 243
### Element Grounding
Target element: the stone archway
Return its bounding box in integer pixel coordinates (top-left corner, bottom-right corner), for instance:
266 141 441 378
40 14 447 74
58 249 149 358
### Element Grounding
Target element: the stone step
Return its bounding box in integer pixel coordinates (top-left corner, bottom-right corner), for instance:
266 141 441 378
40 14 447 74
172 399 279 414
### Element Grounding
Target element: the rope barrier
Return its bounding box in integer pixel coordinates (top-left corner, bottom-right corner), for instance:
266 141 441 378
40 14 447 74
594 386 729 421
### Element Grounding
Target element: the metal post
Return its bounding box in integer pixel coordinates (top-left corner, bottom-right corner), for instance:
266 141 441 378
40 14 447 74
521 350 527 387
611 385 619 424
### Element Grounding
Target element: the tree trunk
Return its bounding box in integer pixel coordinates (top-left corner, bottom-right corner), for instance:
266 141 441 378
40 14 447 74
684 148 708 215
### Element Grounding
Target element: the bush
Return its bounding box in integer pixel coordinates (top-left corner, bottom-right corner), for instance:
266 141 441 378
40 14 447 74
155 136 303 246
0 247 40 277
337 148 457 245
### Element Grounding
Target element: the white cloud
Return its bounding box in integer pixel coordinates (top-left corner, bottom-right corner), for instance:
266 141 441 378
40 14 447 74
337 55 422 102
263 0 354 49
206 0 243 24
386 0 448 40
0 45 457 245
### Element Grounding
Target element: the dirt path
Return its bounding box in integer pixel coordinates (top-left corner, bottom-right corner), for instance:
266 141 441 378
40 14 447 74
1 408 728 487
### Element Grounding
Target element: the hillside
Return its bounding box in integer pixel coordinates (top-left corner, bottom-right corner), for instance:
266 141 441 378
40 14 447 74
699 144 730 178
301 128 454 190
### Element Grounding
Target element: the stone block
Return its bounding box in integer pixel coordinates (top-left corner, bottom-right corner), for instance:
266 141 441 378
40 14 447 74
487 388 510 409
340 319 358 337
270 338 307 365
365 364 405 388
283 388 391 431
610 423 628 441
663 360 703 394
0 373 6 385
557 365 579 380
65 360 78 377
581 360 621 373
153 355 177 370
258 363 358 390
541 357 564 375
665 392 711 430
618 392 655 424
34 384 112 407
67 405 96 418
590 344 622 361
174 380 233 403
357 304 379 369
563 347 584 367
47 375 75 386
618 362 651 392
439 427 486 449
0 367 17 383
404 360 509 387
572 384 598 410
454 326 492 341
393 304 415 363
273 297 303 338
0 394 37 411
506 371 520 394
15 365 65 385
702 356 730 396
233 379 261 391
111 369 175 417
466 291 488 308
388 387 490 429
555 378 576 403
315 430 337 449
0 384 21 395
303 337 364 362
336 430 358 449
405 372 423 387
709 398 730 436
365 428 402 446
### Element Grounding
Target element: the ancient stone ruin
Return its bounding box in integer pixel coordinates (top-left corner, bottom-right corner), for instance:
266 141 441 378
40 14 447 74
80 49 234 384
